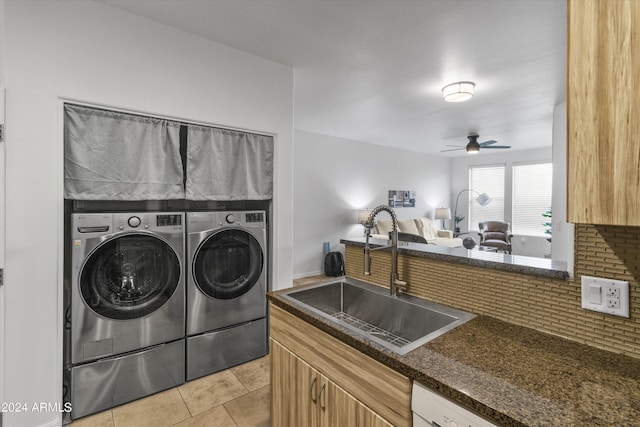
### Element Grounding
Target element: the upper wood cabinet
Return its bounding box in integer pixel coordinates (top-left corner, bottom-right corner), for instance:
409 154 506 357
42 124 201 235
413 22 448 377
567 0 640 225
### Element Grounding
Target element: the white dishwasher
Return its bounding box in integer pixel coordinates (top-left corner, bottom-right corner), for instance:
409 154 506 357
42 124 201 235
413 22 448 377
412 382 498 427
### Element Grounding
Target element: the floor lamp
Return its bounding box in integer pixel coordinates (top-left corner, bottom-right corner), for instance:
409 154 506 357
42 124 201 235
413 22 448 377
453 189 492 233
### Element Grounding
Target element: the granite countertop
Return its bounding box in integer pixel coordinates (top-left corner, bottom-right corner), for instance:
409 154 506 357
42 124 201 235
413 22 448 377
341 237 569 280
268 284 640 427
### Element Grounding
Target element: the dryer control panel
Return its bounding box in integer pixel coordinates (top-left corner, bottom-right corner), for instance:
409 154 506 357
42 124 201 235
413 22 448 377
187 211 266 232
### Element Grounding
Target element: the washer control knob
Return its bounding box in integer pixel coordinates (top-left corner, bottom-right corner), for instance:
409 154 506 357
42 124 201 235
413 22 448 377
226 214 236 224
448 421 458 427
128 216 141 227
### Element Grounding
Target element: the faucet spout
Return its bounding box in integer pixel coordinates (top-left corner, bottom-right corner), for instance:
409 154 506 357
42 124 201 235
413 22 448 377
362 205 407 296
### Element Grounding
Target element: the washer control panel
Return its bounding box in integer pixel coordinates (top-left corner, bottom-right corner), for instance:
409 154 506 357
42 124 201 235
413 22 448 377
245 212 264 223
128 216 141 228
114 213 183 231
156 214 182 227
116 214 149 231
73 212 184 236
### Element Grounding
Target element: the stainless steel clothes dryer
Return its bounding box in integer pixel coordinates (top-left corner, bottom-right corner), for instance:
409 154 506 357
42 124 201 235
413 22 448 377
69 212 185 420
186 210 267 380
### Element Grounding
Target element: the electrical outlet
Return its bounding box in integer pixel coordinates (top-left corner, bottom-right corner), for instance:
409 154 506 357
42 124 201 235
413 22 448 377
607 298 620 309
581 276 629 318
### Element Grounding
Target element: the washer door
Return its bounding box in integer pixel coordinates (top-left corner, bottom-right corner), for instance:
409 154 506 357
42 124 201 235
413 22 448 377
80 234 181 320
193 229 264 300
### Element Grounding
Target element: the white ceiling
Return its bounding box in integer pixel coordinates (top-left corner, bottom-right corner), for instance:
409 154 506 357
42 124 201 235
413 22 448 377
95 0 567 156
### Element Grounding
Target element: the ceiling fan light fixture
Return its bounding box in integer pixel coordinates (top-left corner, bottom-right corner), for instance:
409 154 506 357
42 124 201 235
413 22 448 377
442 81 475 102
465 134 481 154
466 140 480 153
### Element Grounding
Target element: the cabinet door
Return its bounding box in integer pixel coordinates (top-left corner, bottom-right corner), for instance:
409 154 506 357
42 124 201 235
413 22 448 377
322 376 392 427
271 339 319 427
272 339 394 427
568 0 640 225
270 304 412 426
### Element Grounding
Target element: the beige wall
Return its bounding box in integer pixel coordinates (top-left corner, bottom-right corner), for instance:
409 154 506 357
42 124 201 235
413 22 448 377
345 224 640 359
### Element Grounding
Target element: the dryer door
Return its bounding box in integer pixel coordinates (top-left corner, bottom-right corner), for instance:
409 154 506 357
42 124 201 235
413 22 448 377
80 234 181 320
193 229 264 300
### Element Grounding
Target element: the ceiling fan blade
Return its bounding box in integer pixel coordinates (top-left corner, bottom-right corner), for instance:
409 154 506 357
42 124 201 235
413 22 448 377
484 145 511 149
445 144 465 147
479 140 498 147
440 147 465 152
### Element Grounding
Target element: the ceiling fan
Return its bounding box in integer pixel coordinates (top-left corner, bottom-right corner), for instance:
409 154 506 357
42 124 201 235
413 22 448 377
441 134 511 154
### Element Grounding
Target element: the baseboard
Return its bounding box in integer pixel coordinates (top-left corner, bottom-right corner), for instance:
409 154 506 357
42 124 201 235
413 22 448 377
292 270 323 280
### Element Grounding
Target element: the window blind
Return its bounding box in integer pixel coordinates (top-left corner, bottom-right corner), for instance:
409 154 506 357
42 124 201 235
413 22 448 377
512 163 553 236
468 165 505 230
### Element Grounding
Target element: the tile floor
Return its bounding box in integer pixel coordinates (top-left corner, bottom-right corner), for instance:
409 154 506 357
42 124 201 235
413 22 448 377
70 275 329 427
70 354 270 427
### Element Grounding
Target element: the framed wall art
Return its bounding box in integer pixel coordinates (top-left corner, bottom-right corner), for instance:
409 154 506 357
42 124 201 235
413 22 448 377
388 190 415 208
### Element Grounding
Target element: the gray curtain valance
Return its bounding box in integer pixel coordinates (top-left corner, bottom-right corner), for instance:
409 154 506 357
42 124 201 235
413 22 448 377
186 125 274 201
64 104 184 200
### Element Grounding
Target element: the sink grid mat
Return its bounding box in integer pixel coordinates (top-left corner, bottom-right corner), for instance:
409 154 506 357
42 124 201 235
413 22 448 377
330 311 411 347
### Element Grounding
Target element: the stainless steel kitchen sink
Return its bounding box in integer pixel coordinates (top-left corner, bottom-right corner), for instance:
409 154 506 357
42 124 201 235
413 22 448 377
280 277 475 355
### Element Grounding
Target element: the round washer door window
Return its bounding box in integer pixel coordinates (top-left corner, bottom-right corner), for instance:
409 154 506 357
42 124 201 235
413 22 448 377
193 229 264 300
80 234 181 320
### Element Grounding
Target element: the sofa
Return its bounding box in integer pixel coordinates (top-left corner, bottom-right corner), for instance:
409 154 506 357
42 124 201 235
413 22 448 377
371 217 463 248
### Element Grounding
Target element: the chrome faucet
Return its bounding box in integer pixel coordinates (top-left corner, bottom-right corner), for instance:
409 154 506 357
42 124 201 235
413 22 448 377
362 205 407 297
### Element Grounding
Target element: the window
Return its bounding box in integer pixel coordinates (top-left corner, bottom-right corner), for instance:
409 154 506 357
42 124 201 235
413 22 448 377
512 162 553 236
468 165 505 230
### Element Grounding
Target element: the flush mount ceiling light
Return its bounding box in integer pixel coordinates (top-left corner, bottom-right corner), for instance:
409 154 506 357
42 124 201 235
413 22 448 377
442 81 475 102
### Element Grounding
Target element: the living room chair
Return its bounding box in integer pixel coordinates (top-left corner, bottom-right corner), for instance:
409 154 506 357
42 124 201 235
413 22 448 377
478 221 513 253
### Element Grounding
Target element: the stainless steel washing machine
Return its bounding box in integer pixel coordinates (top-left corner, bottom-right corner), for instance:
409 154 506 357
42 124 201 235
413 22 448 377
69 212 185 420
186 210 267 380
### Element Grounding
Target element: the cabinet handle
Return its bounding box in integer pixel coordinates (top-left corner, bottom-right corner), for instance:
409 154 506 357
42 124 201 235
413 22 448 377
310 377 318 403
319 383 326 411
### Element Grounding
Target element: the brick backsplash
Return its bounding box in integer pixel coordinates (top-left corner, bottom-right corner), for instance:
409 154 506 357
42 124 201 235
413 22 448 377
344 224 640 359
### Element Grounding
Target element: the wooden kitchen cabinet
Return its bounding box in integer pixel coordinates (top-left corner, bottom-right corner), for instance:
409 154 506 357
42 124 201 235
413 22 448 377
271 340 317 427
324 378 391 426
269 304 411 427
271 340 391 427
567 0 640 225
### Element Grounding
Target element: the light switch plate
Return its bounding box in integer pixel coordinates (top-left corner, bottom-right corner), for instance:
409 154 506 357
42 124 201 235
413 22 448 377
588 284 602 304
581 275 629 318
